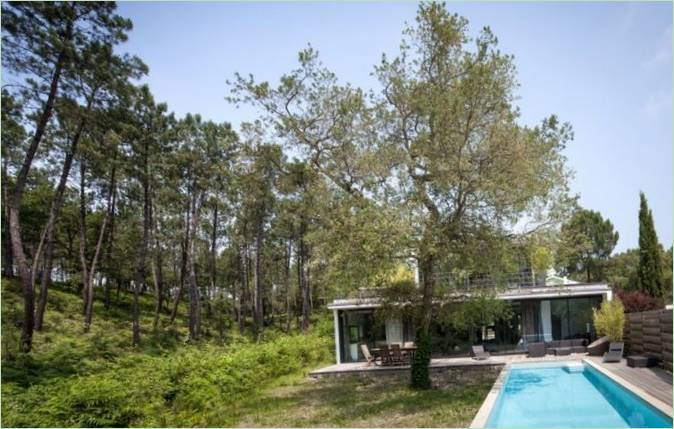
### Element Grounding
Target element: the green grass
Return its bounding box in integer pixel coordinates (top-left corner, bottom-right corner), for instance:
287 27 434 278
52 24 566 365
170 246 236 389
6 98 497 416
234 368 500 427
1 277 497 427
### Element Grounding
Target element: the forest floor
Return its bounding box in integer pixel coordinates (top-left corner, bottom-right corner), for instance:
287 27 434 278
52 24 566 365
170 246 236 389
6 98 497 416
1 277 496 427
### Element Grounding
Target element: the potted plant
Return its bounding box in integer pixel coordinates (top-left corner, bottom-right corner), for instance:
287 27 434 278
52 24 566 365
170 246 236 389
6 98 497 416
592 298 625 362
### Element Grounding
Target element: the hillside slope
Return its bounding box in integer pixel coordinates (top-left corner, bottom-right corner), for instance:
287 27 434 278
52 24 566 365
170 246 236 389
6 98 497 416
1 278 332 427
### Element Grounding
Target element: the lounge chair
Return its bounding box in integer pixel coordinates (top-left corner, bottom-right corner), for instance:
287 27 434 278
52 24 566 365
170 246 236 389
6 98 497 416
379 344 394 366
587 336 610 356
603 342 624 363
391 344 410 365
471 344 490 360
360 344 381 366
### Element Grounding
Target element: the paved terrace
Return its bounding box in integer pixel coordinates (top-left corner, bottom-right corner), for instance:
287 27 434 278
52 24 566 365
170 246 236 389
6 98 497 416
309 353 586 376
310 353 673 409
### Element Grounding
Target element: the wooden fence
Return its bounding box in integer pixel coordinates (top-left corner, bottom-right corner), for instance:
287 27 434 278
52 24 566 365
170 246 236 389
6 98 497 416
624 309 672 372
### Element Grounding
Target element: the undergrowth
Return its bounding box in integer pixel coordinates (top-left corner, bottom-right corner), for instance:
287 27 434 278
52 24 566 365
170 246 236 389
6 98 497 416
1 278 333 427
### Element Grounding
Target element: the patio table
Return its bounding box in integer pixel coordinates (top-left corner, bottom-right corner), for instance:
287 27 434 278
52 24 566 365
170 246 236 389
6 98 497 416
371 346 417 364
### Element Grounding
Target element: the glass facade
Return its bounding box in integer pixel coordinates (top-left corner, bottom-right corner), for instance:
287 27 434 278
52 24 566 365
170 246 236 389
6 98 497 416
335 294 604 361
550 296 601 340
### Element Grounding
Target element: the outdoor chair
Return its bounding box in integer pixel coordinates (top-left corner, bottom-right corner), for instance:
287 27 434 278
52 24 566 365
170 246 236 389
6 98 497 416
603 342 625 363
527 342 546 358
471 344 490 360
391 344 410 365
379 344 394 366
587 336 610 356
360 344 381 367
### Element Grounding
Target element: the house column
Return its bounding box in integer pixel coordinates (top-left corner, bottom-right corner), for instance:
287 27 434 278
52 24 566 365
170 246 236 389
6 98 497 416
540 300 553 341
333 309 341 364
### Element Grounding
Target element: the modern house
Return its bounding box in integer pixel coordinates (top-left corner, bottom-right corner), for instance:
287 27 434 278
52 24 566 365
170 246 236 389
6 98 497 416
328 270 613 364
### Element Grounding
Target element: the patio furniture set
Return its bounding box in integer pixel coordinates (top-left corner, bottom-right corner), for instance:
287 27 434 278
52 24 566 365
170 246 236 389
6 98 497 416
362 337 657 368
524 336 657 366
361 343 417 366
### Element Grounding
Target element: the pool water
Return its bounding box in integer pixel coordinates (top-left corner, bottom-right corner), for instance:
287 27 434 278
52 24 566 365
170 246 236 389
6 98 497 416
486 362 672 428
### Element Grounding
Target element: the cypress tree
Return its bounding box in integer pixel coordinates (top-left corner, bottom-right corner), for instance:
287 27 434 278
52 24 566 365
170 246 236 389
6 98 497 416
637 192 663 297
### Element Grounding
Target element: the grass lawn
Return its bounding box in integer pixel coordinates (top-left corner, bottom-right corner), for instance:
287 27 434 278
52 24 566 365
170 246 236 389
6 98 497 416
233 367 500 427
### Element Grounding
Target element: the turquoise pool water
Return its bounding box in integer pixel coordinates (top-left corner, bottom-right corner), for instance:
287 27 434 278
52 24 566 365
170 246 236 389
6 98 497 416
486 362 672 428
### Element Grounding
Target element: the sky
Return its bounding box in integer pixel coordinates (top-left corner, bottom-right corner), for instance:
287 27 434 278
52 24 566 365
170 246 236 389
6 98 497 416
116 1 673 253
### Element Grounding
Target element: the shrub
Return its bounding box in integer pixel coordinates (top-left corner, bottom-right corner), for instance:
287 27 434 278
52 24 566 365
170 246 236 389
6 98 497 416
593 298 625 342
615 290 663 313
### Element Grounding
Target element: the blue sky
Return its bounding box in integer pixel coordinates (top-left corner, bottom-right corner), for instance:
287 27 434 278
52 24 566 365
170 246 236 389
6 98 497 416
117 1 672 253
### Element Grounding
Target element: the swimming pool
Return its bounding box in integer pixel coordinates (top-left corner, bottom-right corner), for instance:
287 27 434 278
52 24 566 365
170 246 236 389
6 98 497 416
486 361 672 428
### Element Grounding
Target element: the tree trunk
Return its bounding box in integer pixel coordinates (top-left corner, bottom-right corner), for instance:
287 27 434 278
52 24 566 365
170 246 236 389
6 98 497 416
253 218 264 334
169 206 190 324
187 191 205 340
103 158 118 311
239 243 248 334
208 203 218 317
2 157 13 277
35 116 89 330
9 36 69 353
410 246 435 390
83 210 109 331
133 139 151 345
82 163 114 331
78 162 90 315
298 238 311 331
151 254 163 331
285 239 292 333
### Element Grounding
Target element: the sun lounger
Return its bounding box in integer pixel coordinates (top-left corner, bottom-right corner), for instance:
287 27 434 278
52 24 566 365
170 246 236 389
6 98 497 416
360 344 381 366
471 344 490 360
603 342 624 363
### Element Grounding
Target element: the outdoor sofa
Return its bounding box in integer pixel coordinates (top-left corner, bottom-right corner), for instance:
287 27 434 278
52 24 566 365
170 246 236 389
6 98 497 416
527 338 588 357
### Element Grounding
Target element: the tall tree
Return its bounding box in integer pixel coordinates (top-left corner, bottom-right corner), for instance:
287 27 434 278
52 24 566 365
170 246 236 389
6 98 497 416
231 2 573 388
1 91 26 278
34 43 145 331
637 192 663 297
2 1 133 352
557 208 619 282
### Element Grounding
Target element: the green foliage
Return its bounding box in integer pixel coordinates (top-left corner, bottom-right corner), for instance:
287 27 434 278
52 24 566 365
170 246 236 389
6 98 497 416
410 330 431 390
605 248 640 290
558 208 619 282
592 298 625 342
436 294 513 333
637 192 664 297
1 279 332 427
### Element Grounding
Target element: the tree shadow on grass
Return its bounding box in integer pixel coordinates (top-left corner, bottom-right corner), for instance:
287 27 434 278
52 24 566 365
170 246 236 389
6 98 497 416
235 371 497 427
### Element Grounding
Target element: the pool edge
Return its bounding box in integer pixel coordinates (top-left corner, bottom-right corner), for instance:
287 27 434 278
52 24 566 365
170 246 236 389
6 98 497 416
470 365 509 428
582 358 673 419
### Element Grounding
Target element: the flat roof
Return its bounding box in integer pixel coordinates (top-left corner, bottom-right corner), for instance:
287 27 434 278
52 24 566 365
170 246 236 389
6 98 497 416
327 283 611 310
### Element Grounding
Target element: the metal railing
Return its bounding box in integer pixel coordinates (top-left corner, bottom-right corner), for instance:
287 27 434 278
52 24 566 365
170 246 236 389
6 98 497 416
346 269 550 299
431 269 544 291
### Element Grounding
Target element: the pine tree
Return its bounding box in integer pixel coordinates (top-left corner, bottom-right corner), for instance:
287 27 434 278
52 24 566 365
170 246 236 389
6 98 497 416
637 192 663 297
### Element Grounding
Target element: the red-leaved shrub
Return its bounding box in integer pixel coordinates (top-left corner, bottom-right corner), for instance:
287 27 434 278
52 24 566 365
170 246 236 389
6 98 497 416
615 290 663 313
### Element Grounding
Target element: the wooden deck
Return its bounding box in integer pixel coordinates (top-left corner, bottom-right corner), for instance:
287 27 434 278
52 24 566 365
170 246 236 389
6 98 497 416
586 356 673 406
